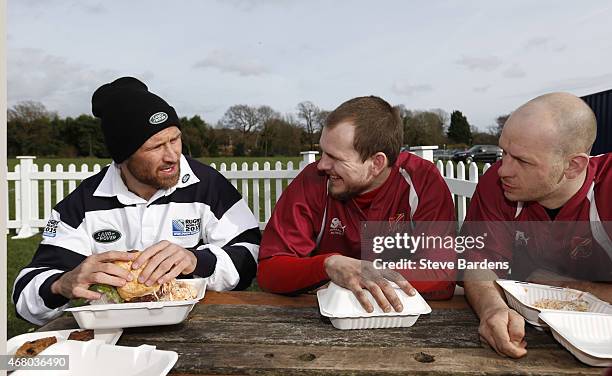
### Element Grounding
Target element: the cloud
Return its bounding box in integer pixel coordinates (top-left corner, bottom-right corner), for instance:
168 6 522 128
220 0 288 12
473 85 491 93
8 48 122 115
508 73 612 99
523 37 550 51
503 64 526 79
523 37 567 53
193 50 269 77
78 3 107 14
16 0 106 13
455 56 502 72
391 82 433 96
541 73 612 92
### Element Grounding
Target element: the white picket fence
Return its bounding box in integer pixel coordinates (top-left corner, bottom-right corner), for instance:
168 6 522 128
6 149 490 239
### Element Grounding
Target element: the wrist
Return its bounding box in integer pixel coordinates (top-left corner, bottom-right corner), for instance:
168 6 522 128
480 299 510 318
187 250 198 274
323 254 341 273
51 278 62 295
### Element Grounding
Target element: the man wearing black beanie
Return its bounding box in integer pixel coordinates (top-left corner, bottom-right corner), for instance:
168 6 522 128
13 77 261 324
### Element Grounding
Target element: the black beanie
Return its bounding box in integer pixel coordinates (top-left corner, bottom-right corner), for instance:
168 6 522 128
92 77 181 163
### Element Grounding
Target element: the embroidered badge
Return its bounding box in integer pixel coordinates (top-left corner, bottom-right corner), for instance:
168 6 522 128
329 217 346 236
93 229 122 243
172 218 201 236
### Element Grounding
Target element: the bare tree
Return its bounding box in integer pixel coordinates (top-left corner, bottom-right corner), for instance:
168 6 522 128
316 110 330 132
255 105 281 155
297 101 321 150
8 101 57 123
220 104 260 143
492 114 511 136
257 105 280 124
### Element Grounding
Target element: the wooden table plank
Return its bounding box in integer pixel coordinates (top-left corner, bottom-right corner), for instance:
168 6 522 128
201 291 470 310
37 292 602 375
152 343 595 376
116 305 557 349
202 291 319 307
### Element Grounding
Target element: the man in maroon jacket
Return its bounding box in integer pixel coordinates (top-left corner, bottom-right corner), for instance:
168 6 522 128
463 92 612 358
258 96 457 313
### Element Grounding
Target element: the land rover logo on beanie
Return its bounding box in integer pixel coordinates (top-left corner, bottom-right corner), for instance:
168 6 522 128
149 111 168 125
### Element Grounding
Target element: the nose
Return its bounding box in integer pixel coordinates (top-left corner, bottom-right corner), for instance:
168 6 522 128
162 143 180 163
497 154 513 179
317 153 332 171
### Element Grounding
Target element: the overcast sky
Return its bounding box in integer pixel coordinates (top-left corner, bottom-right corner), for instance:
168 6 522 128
7 0 612 130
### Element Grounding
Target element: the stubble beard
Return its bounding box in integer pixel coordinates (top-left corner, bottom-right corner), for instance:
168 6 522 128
126 158 180 190
328 180 368 201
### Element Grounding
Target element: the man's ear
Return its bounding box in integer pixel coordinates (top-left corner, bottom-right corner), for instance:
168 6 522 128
564 153 589 179
371 152 388 176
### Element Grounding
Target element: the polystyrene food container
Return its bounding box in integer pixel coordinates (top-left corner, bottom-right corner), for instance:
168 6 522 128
496 279 612 327
7 329 122 356
317 282 432 330
65 278 206 329
11 339 178 376
539 311 612 367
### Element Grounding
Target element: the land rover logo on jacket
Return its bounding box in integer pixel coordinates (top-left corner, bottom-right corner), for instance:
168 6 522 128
149 111 168 125
93 229 122 243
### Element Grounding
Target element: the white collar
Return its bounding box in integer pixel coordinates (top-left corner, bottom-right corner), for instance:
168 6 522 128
93 154 200 205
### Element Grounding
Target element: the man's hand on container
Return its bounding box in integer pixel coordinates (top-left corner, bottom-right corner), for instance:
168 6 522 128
323 255 416 313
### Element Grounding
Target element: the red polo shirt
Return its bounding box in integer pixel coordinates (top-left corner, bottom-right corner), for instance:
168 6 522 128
258 152 457 299
464 153 612 281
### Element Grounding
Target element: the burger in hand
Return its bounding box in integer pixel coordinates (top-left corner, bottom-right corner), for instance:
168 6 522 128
71 250 197 306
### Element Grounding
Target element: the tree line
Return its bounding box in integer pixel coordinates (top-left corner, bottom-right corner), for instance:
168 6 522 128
7 100 508 158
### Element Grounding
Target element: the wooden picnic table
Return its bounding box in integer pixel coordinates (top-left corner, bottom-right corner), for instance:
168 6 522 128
39 291 602 375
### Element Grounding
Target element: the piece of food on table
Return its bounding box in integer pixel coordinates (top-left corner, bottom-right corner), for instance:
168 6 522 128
15 336 57 357
67 329 94 341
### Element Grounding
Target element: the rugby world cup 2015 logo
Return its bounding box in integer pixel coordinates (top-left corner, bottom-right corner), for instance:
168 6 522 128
172 218 201 236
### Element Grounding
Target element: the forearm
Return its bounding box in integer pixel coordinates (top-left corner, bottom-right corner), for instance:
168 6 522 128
13 270 68 325
257 254 337 294
464 269 508 318
199 243 257 291
13 244 86 324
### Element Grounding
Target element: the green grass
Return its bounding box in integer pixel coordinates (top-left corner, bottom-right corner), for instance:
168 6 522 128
7 235 41 338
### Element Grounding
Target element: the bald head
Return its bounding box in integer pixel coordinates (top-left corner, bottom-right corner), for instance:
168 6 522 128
508 92 597 155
